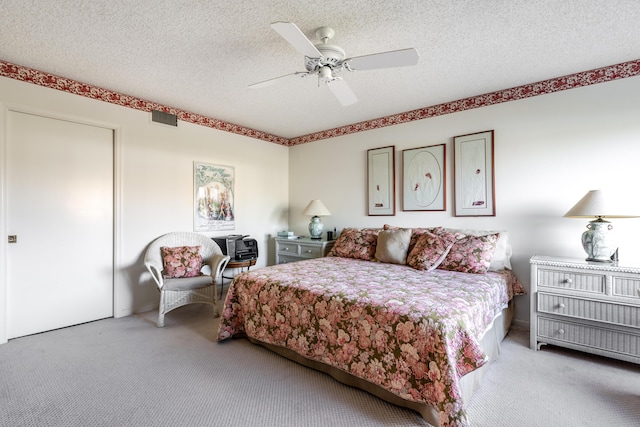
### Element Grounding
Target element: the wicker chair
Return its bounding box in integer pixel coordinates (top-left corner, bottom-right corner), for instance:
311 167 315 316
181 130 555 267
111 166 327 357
144 232 230 327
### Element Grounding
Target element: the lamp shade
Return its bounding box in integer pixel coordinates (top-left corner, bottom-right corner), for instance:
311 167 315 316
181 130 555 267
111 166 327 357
303 199 331 217
564 189 639 219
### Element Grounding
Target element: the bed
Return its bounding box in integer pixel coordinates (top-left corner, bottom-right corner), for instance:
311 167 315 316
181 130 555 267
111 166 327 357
217 226 525 427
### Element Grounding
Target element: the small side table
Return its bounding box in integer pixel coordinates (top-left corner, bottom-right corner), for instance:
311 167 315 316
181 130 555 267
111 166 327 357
220 258 256 298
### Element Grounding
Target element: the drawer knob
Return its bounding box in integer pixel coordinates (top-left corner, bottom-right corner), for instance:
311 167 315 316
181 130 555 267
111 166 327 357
558 328 565 334
306 249 312 253
559 303 566 309
563 278 573 284
284 247 289 251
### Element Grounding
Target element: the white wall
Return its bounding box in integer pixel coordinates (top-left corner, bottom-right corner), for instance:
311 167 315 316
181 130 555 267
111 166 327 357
0 76 289 332
3 72 640 333
289 75 640 327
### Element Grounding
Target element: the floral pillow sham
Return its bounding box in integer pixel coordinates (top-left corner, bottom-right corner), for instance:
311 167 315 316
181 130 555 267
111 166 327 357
328 227 380 261
432 228 499 274
444 228 512 271
339 225 500 274
385 224 511 272
406 230 458 271
161 245 203 278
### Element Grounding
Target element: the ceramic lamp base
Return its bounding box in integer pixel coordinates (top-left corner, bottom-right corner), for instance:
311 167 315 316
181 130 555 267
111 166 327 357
581 219 615 262
308 216 324 239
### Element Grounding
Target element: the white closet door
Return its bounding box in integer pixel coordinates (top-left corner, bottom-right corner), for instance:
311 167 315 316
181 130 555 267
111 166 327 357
6 111 113 339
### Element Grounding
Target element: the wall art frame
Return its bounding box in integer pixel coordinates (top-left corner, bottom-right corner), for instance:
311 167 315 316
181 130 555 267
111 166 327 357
367 145 396 216
402 143 446 211
193 162 236 231
453 130 495 217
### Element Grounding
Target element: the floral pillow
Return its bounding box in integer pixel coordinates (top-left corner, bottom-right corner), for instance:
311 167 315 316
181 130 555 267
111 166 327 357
375 228 412 264
443 228 512 271
406 230 458 271
434 230 499 274
161 245 203 278
407 227 438 254
328 227 380 261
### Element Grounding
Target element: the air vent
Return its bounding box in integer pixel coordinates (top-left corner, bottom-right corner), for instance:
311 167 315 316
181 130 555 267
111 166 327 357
151 110 178 127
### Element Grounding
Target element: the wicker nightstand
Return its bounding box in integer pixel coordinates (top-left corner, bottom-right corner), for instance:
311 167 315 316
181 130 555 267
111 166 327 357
275 237 335 265
530 255 640 364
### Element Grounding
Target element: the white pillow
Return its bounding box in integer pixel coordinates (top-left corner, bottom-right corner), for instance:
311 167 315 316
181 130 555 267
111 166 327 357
443 228 512 271
375 228 412 264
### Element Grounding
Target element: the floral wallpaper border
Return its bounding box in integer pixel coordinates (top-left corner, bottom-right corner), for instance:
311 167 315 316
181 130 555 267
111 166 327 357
0 60 288 146
2 58 639 147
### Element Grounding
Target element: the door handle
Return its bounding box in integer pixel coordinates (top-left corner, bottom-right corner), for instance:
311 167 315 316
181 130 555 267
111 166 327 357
8 235 17 243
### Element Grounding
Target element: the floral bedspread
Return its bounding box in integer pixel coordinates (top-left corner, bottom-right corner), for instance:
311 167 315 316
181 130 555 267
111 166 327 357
217 257 525 427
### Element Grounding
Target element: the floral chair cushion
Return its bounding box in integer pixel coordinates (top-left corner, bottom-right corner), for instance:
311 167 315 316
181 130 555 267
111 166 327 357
161 245 203 278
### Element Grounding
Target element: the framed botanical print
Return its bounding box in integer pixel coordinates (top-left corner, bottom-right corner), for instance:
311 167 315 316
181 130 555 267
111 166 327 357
367 146 395 216
453 130 495 217
402 144 446 211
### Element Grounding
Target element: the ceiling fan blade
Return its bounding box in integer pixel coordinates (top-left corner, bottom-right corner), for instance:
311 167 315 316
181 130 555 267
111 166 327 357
346 48 419 71
326 78 358 106
270 22 322 58
248 72 310 89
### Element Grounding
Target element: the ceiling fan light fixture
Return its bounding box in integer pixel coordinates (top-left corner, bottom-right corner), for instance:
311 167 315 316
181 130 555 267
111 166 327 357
319 66 333 82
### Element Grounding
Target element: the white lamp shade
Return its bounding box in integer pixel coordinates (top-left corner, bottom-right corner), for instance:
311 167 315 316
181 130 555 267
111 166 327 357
303 199 331 216
564 189 639 219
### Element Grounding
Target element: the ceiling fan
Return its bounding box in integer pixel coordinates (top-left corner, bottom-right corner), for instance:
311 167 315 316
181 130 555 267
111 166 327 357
249 22 420 106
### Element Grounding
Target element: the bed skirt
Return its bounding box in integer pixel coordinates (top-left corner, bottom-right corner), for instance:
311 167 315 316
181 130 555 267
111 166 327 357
249 301 514 426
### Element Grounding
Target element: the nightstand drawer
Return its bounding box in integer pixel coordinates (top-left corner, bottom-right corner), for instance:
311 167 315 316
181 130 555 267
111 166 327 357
612 276 640 300
275 237 335 265
277 254 301 264
537 269 605 294
297 244 324 258
537 316 640 360
277 242 300 255
538 292 640 329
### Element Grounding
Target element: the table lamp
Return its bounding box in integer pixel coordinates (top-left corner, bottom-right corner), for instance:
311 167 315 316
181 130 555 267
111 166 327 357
303 199 331 239
564 189 638 262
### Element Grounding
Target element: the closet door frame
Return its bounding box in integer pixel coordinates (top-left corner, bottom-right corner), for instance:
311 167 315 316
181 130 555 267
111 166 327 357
0 103 123 343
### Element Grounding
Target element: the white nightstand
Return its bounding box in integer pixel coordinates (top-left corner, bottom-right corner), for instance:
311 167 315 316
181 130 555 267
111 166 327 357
275 237 335 264
530 255 640 364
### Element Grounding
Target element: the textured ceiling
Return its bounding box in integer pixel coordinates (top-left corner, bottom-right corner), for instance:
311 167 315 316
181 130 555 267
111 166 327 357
2 1 640 140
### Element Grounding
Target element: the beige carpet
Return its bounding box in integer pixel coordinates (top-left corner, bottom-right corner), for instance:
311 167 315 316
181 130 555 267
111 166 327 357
1 303 638 427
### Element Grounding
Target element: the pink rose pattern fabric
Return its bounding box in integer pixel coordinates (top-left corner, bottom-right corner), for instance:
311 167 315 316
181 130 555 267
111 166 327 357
433 229 499 274
218 257 526 426
327 227 380 260
406 230 458 271
161 245 203 278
